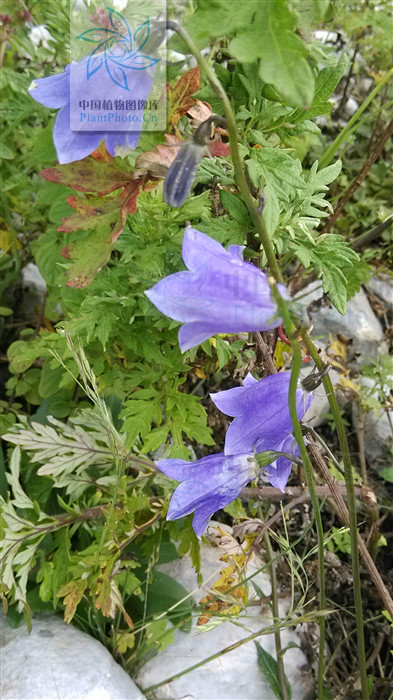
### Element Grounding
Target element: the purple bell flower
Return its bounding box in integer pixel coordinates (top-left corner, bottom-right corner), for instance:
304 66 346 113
211 371 312 489
28 57 154 164
156 452 259 538
156 373 313 536
145 227 286 352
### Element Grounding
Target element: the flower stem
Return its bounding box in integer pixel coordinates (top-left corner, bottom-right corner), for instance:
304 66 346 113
301 333 369 697
264 530 289 700
273 297 327 699
167 21 282 282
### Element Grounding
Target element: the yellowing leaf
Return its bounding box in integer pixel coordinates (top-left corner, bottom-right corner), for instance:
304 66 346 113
116 631 135 654
0 229 21 253
58 580 87 623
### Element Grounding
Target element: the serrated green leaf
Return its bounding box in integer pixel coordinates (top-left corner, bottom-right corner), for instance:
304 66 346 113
229 1 314 109
262 183 280 237
292 54 349 122
220 190 251 226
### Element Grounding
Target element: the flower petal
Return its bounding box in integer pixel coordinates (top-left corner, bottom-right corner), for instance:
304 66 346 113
53 105 103 164
182 227 230 272
28 68 69 109
211 372 291 418
192 501 223 538
160 453 257 536
265 436 299 491
156 453 225 482
211 372 312 456
178 322 219 352
105 129 141 155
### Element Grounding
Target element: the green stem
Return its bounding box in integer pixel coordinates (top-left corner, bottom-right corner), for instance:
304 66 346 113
168 21 282 282
319 67 393 169
273 297 326 699
302 333 369 698
264 530 288 700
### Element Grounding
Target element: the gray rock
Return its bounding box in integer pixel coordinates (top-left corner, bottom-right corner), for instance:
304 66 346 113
365 273 393 318
136 536 313 700
21 263 47 298
343 96 359 117
0 613 145 700
295 282 385 365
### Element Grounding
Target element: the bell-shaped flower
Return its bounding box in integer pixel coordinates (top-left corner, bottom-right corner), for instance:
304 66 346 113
145 227 286 352
28 57 154 164
156 452 259 537
210 371 312 491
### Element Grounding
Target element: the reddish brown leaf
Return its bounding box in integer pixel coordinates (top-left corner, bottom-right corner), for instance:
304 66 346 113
58 194 122 233
61 245 72 259
110 179 144 242
41 157 132 197
208 138 231 157
167 67 200 126
90 141 116 163
136 134 182 177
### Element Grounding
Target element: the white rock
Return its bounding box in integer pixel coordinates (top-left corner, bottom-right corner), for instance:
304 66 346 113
312 30 338 43
343 96 359 117
0 613 145 700
365 274 393 317
136 541 312 700
295 282 385 365
21 263 47 297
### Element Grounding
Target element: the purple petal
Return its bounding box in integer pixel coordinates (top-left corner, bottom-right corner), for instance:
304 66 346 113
265 436 299 491
28 69 69 108
105 129 141 155
159 452 258 537
211 372 291 418
227 244 246 262
192 502 220 538
156 453 225 482
182 227 231 272
242 372 258 387
145 227 286 351
164 145 203 208
178 322 220 353
210 372 312 456
53 105 103 164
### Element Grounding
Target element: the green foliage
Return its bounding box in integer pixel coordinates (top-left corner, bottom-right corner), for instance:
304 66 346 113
1 1 392 694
